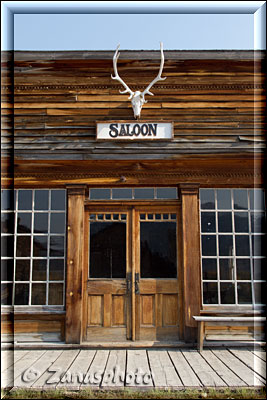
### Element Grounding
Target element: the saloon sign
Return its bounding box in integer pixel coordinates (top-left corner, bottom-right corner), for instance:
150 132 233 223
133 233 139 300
97 122 173 140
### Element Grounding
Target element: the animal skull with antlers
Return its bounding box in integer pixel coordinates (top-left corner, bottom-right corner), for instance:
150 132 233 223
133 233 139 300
111 42 167 119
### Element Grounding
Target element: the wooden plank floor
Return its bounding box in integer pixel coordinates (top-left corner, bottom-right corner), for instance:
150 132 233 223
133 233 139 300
1 347 266 390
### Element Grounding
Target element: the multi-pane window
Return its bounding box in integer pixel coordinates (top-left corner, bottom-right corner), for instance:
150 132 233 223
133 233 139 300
200 189 266 306
1 189 66 307
89 187 178 200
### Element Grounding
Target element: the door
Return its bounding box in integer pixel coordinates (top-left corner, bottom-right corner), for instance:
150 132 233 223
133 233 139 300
84 204 179 342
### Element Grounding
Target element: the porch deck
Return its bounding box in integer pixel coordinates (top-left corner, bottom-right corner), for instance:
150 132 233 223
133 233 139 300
1 347 266 390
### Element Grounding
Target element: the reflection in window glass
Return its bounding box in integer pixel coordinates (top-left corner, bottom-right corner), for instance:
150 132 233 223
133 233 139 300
220 282 235 304
49 236 65 257
235 235 250 256
51 190 66 210
156 187 177 199
1 189 14 211
134 188 154 199
16 236 31 257
200 189 215 210
34 190 49 210
1 283 13 305
203 282 218 304
112 188 132 199
251 212 265 233
50 213 65 234
202 235 216 256
234 212 249 233
18 190 32 210
253 259 266 281
250 189 265 210
1 213 14 234
1 259 14 282
254 282 264 304
90 222 126 279
15 283 29 305
219 235 233 256
236 259 251 280
32 283 46 305
219 259 234 280
15 260 30 281
140 222 177 278
202 259 217 280
233 189 248 210
237 283 252 304
2 236 14 257
218 212 232 232
49 283 63 305
33 236 48 257
201 212 216 233
34 213 48 234
32 259 47 281
49 259 65 281
17 213 32 234
217 189 231 209
90 188 110 200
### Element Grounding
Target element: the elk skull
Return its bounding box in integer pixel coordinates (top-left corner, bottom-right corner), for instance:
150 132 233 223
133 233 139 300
111 43 167 118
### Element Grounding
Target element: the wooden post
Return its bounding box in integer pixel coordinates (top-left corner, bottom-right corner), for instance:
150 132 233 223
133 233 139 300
180 184 201 343
65 185 86 344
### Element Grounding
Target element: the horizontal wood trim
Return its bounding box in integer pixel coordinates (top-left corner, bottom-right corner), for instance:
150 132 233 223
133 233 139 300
139 280 178 294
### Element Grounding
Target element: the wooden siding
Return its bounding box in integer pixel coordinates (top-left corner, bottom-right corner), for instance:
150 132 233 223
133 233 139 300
1 50 266 161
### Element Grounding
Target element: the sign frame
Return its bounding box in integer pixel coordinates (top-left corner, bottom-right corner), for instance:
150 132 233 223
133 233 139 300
96 120 174 141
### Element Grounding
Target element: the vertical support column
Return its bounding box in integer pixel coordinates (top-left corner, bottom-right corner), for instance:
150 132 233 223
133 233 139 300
65 185 86 344
180 184 201 343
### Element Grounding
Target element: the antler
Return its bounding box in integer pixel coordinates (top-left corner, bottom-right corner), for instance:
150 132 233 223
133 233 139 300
111 44 134 99
141 42 167 101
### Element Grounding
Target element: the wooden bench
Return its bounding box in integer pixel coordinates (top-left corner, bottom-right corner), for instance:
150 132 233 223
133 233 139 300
193 316 266 352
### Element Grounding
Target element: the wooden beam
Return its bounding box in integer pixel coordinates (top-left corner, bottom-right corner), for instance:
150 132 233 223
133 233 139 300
65 185 86 343
180 184 201 343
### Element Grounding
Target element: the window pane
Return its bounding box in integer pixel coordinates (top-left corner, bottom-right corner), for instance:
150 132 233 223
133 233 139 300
90 222 126 278
15 283 29 305
233 189 248 210
1 283 13 305
34 190 49 210
49 259 64 281
112 188 132 199
235 235 250 256
90 188 110 200
251 212 265 233
217 189 231 210
134 188 154 199
50 213 65 234
234 212 249 233
219 235 233 256
16 236 31 257
1 189 14 211
252 235 265 257
51 190 66 210
218 212 232 232
202 259 217 280
237 283 252 304
236 259 251 280
140 222 177 278
250 189 265 210
32 259 47 281
220 282 235 304
18 190 32 210
254 282 264 304
34 213 48 234
156 187 177 199
1 259 14 281
202 235 216 256
203 282 218 304
200 189 215 210
49 283 63 305
31 283 46 305
1 236 14 257
219 259 234 280
49 236 65 257
253 258 266 281
17 213 32 234
33 236 48 257
1 213 14 234
15 260 30 281
201 212 216 233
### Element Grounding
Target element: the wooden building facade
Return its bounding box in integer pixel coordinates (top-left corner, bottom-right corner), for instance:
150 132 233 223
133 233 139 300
1 50 266 345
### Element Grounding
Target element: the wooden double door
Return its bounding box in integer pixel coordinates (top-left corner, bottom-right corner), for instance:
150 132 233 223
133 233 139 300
84 204 180 342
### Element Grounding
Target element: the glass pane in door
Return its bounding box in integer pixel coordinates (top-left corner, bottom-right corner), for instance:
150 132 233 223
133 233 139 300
89 217 126 278
140 213 177 278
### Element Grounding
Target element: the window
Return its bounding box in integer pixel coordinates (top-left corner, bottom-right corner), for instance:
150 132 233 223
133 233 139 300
1 189 66 307
200 189 266 306
89 187 178 200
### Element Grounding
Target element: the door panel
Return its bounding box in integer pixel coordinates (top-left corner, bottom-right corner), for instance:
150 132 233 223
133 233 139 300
86 210 131 342
135 210 179 341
